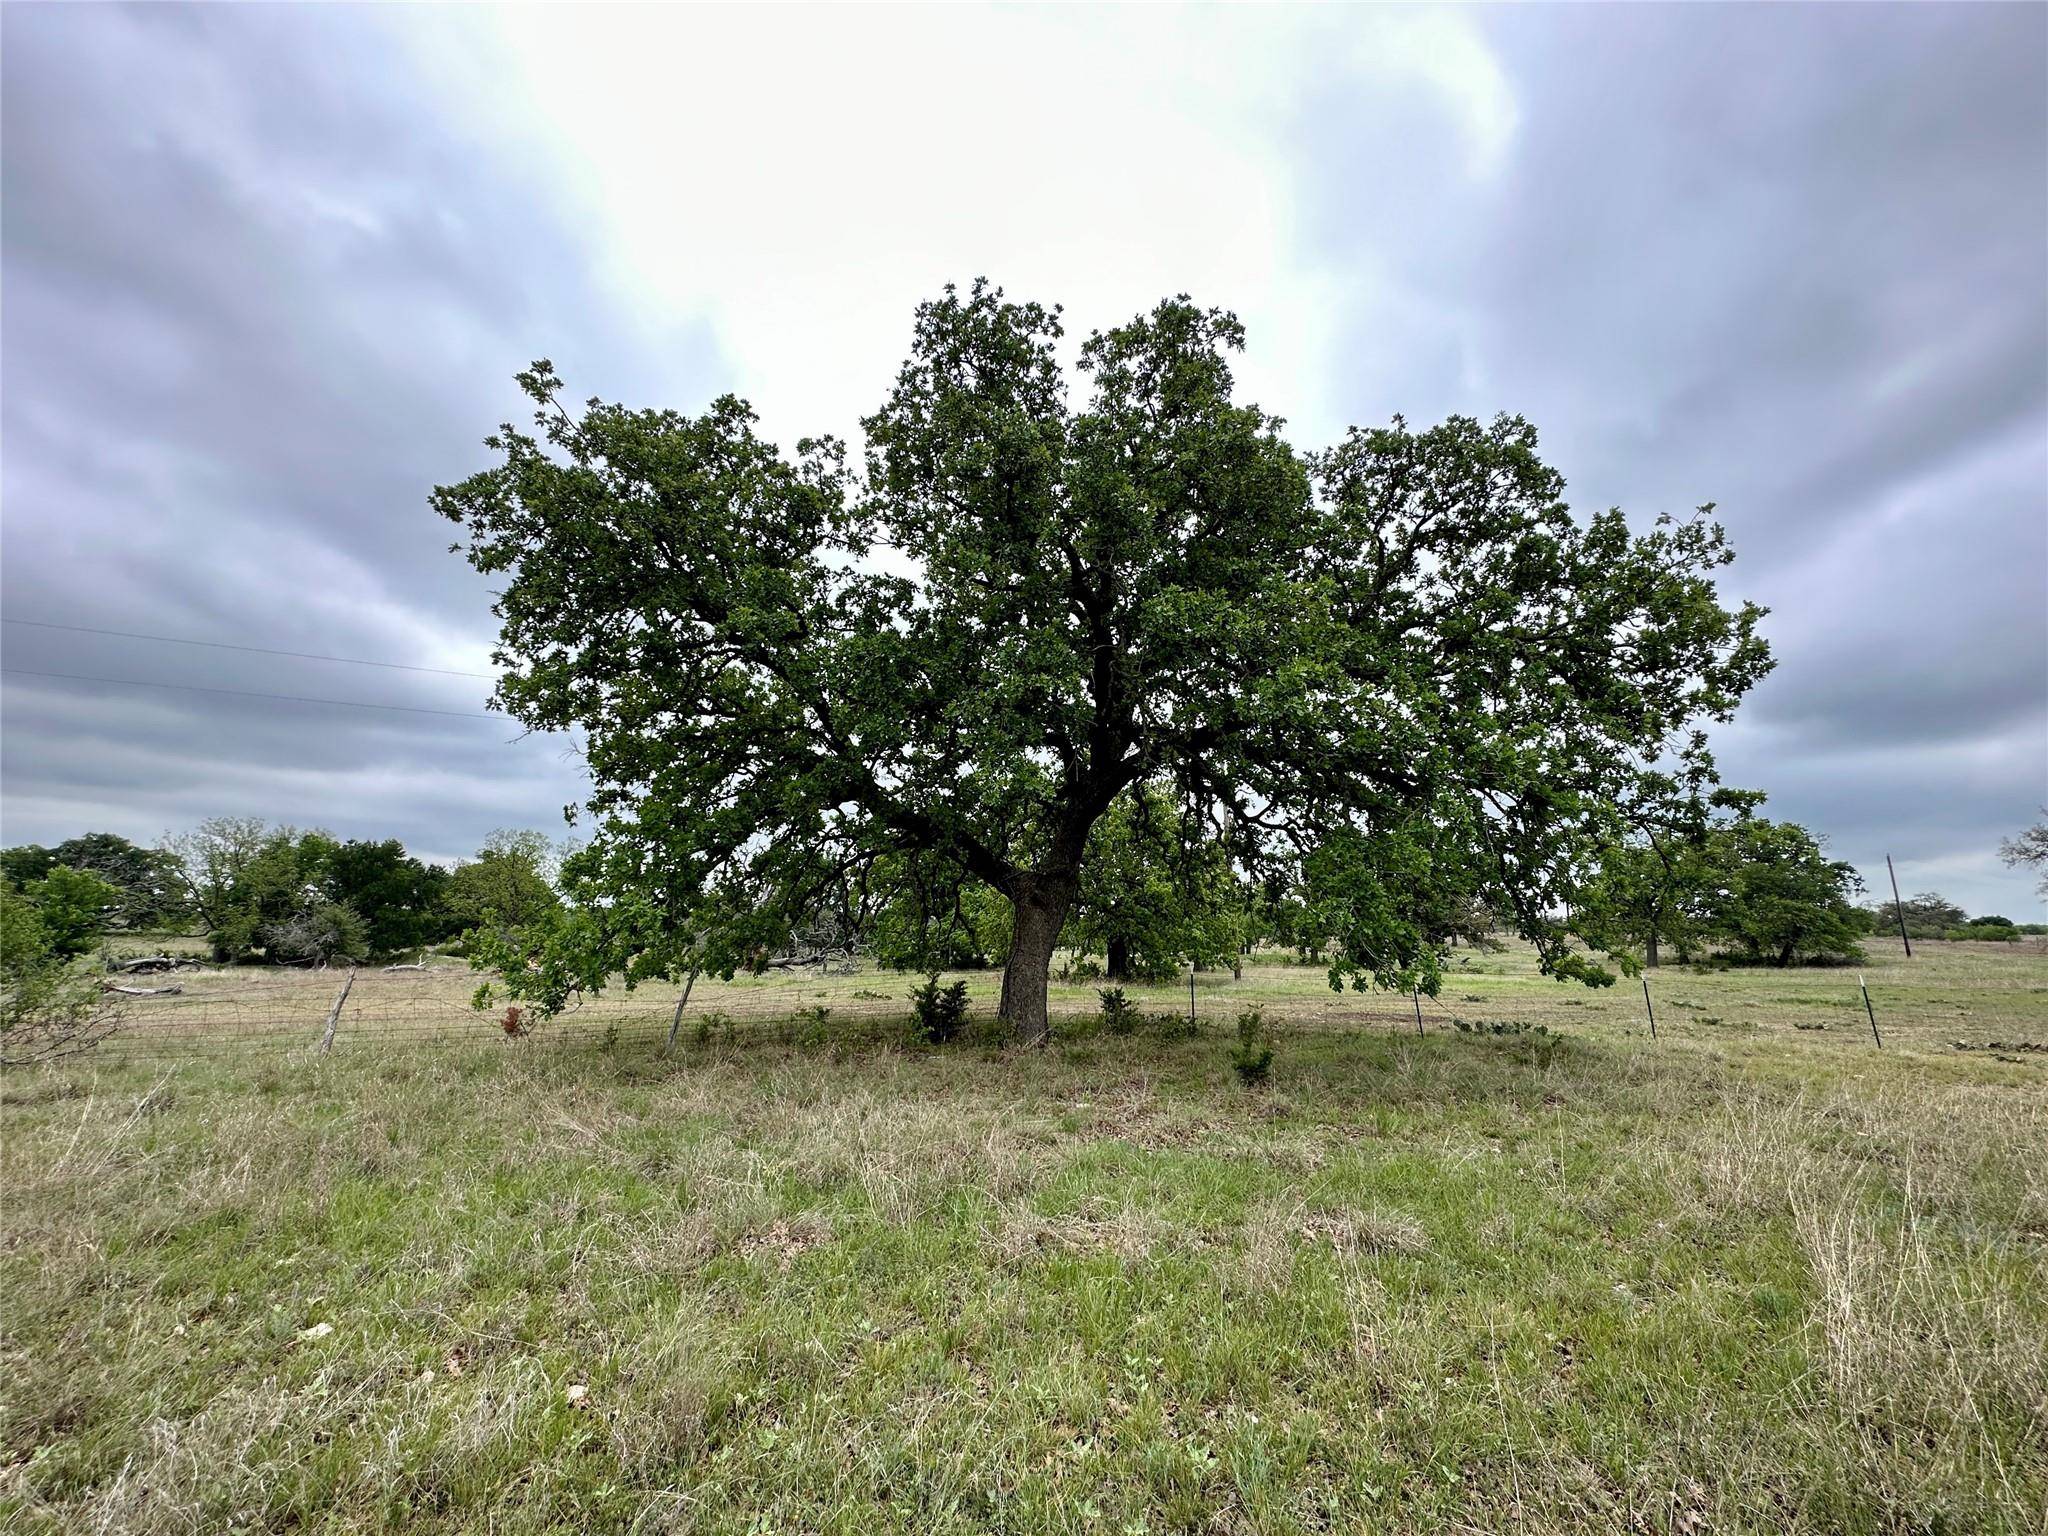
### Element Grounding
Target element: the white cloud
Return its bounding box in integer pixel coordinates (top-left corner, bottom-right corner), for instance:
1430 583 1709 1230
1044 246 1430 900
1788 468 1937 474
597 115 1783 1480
453 4 1516 448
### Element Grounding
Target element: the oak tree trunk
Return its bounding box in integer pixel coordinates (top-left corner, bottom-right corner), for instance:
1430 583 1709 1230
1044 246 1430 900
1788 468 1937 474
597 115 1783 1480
1105 936 1131 983
1000 884 1072 1048
1645 933 1660 968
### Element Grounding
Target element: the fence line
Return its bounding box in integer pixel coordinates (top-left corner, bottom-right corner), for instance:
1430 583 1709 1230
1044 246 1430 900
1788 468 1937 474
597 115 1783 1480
8 953 1975 1066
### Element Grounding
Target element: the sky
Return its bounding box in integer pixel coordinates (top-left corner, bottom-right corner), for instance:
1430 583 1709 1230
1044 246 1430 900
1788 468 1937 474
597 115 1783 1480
2 3 2044 916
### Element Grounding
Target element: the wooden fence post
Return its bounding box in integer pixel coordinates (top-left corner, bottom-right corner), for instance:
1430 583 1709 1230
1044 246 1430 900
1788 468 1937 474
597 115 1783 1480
662 967 701 1057
319 967 356 1056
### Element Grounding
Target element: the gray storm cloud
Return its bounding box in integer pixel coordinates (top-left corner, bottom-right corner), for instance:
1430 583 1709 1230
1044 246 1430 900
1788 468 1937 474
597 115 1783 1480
3 3 2043 911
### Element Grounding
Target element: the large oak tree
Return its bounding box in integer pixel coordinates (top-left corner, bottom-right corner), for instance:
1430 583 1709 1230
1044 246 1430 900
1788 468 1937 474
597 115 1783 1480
436 283 1770 1043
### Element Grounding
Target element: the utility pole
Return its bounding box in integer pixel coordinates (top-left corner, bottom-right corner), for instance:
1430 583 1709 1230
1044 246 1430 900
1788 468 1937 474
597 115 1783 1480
1886 854 1912 958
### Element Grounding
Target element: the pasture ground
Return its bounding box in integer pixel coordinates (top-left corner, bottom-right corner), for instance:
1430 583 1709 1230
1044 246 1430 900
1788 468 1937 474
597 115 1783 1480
3 939 2044 1532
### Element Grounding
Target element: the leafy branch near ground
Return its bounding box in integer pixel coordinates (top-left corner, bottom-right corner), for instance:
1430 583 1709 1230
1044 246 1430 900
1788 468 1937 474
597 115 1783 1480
0 886 124 1065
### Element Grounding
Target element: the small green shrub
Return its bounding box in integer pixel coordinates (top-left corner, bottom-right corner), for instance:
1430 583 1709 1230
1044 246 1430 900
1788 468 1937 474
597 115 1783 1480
1231 1006 1274 1085
1098 986 1141 1036
910 975 971 1044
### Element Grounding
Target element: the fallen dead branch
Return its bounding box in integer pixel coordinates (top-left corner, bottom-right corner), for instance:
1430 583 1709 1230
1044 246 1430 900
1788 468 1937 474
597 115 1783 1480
106 956 201 974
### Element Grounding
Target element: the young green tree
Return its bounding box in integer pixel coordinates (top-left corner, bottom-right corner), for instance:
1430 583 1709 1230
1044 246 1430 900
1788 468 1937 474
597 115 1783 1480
436 283 1769 1042
1702 820 1864 966
21 865 121 957
0 886 121 1065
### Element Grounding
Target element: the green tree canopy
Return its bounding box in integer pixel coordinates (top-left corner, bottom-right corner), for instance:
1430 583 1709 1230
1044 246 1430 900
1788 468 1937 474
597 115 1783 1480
1572 786 1766 968
443 830 561 938
437 282 1770 1040
21 865 122 958
0 845 56 889
1703 819 1864 966
323 839 449 957
1066 786 1243 982
2 834 186 929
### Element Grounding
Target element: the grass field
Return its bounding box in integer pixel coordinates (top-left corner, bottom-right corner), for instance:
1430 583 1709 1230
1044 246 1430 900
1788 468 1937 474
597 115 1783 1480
3 939 2044 1532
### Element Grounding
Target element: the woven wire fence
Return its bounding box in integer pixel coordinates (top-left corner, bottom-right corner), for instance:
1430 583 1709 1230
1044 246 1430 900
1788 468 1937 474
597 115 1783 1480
20 942 2003 1066
51 959 1475 1064
36 937 2031 1073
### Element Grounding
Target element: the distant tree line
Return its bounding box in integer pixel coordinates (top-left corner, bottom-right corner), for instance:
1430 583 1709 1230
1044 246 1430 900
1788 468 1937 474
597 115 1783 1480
1569 800 2042 970
0 822 563 969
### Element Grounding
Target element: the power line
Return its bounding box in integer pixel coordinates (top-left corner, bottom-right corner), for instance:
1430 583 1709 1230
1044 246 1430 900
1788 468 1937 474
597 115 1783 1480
1 667 506 721
1 618 493 678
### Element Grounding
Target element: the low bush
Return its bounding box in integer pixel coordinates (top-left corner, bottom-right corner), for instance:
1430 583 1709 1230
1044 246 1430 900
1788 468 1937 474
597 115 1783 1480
1097 986 1141 1035
910 975 971 1044
1230 1006 1274 1085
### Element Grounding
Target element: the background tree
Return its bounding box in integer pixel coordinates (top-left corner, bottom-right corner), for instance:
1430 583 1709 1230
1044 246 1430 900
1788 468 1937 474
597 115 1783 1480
168 823 358 963
859 853 1008 973
0 845 56 888
1066 786 1241 981
165 816 273 941
1572 786 1766 968
2000 814 2048 901
1864 890 1968 941
19 866 121 958
442 830 561 940
1574 837 1713 969
437 282 1769 1041
323 839 449 957
1702 819 1863 966
49 833 186 930
2 834 187 930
